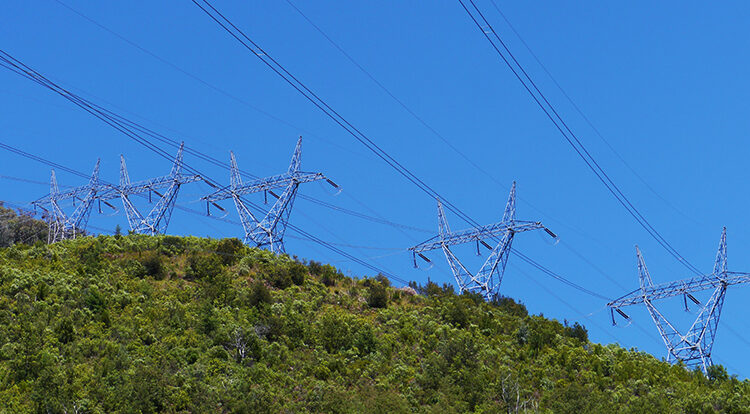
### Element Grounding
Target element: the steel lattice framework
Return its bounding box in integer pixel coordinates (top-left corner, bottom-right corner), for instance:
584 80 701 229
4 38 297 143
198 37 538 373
608 228 750 373
203 137 333 254
409 182 554 300
103 143 200 235
32 159 109 243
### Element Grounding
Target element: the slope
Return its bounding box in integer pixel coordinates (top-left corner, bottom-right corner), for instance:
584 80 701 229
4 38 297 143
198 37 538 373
0 235 748 413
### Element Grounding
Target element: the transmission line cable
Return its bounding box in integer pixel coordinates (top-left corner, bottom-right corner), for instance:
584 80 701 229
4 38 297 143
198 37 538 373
486 0 702 227
456 0 701 276
283 0 504 189
2 38 610 299
2 39 600 312
187 0 614 301
0 52 424 237
0 50 423 285
282 0 633 299
457 3 750 357
50 0 358 156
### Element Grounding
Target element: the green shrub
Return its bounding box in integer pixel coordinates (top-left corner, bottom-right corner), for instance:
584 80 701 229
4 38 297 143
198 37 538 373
54 318 75 344
139 253 165 280
159 235 185 257
265 266 292 289
216 238 244 266
289 262 307 286
564 321 588 343
248 280 272 308
186 254 223 281
366 282 389 309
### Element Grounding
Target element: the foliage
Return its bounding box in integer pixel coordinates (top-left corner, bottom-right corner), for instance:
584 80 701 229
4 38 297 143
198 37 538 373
0 234 749 413
0 203 47 247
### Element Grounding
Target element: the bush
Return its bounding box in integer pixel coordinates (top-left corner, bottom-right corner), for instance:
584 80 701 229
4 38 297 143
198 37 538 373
490 295 528 317
564 321 588 343
289 262 307 286
320 267 340 287
140 253 165 280
374 273 391 287
55 318 75 344
84 288 106 313
248 280 272 308
308 261 342 287
159 235 185 257
186 254 223 281
264 266 292 289
366 282 389 309
216 238 244 266
442 297 469 328
317 309 355 353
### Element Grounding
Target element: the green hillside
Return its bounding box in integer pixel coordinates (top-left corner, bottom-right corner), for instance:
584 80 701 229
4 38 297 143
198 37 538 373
0 235 748 413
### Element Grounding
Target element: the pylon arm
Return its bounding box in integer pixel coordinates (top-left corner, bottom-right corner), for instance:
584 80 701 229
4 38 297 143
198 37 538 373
33 184 115 205
608 271 750 308
203 171 325 202
101 174 201 199
409 220 545 254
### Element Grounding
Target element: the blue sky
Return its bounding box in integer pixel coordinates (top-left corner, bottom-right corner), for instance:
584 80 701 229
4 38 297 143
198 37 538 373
3 1 750 376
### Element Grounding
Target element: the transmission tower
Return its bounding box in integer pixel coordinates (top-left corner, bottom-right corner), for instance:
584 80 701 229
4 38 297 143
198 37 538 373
608 228 750 373
106 143 200 235
409 182 555 300
32 159 108 243
203 137 335 254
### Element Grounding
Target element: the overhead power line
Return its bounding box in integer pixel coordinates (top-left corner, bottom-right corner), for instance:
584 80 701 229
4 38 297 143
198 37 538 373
463 0 750 360
456 0 702 276
486 0 702 227
0 57 424 237
188 0 612 302
0 54 408 284
282 0 633 300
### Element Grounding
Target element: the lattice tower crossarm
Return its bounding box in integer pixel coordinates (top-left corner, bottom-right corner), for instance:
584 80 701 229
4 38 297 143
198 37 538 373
608 228 749 374
32 159 108 243
104 143 200 235
409 182 555 300
202 137 334 254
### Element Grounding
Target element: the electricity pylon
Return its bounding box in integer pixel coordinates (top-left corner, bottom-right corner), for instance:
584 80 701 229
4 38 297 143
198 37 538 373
32 159 108 243
608 228 750 374
106 143 200 235
409 182 555 300
203 137 335 254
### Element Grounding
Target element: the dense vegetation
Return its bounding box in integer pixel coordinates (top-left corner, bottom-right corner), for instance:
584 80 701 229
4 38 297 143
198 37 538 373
0 203 47 247
0 234 749 413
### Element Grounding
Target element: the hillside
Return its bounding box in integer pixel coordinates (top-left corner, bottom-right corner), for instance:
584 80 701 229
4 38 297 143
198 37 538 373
0 203 47 247
0 235 748 413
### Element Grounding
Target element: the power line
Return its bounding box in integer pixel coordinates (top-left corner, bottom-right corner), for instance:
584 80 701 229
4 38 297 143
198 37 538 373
4 8 618 302
0 97 405 287
282 0 647 302
473 2 750 357
486 0 703 228
0 173 69 188
50 0 358 157
283 0 504 190
456 0 702 276
189 0 614 302
187 1 498 243
1 44 605 301
0 53 425 238
511 248 610 301
190 0 475 226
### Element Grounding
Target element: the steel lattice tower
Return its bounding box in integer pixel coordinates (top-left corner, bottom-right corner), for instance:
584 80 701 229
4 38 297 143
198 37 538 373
608 228 750 373
203 137 334 254
32 159 107 243
409 182 554 300
104 143 200 235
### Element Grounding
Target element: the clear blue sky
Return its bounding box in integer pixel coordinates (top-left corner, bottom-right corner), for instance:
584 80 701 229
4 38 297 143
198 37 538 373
3 1 750 376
